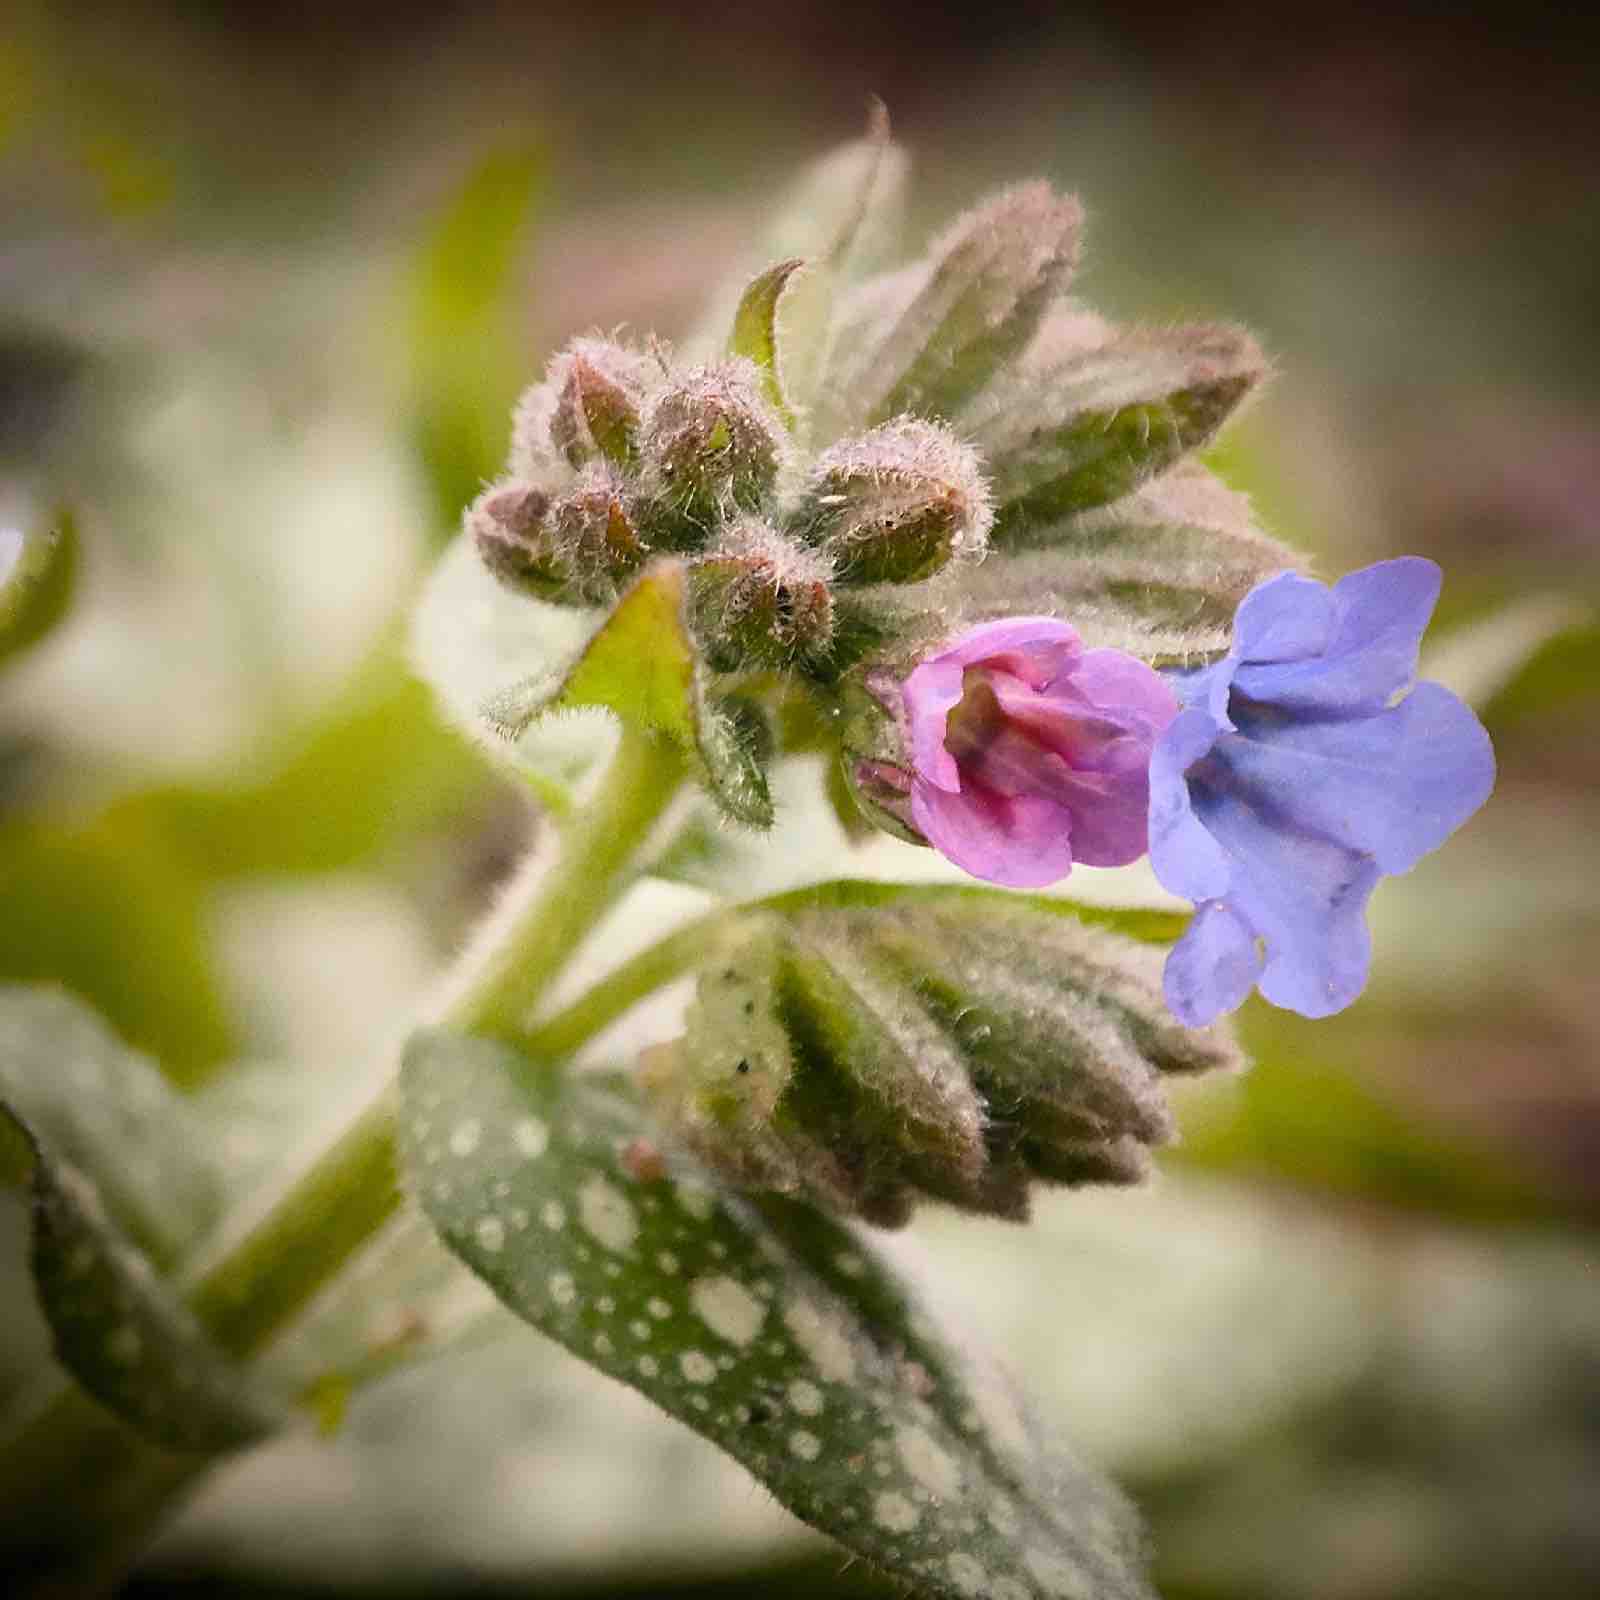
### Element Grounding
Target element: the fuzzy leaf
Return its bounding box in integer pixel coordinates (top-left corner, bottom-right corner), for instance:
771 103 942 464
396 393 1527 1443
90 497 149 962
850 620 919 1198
859 465 1298 667
840 184 1083 431
653 885 1237 1226
485 564 772 827
0 986 220 1265
0 988 280 1450
0 513 77 670
966 325 1266 537
400 1025 1156 1600
730 257 808 428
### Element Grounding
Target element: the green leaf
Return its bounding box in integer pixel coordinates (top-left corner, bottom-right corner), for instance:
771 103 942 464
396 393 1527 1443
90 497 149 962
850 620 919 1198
0 988 281 1450
400 1025 1157 1600
408 144 545 538
965 325 1266 537
651 888 1237 1226
730 258 808 428
0 987 219 1263
864 465 1298 666
0 512 77 670
842 184 1083 431
0 808 241 1089
486 564 772 828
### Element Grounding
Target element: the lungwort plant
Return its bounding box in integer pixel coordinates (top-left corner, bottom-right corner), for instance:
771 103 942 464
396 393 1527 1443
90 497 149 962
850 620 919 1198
0 121 1492 1599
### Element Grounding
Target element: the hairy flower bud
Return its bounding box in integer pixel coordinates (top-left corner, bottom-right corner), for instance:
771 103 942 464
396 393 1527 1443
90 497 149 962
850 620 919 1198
543 463 649 604
546 337 655 468
688 520 834 671
468 480 564 600
794 417 992 585
639 359 784 548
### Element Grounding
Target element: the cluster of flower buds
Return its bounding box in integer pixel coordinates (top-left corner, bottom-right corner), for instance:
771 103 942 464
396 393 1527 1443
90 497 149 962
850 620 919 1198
469 336 994 678
463 135 1494 1225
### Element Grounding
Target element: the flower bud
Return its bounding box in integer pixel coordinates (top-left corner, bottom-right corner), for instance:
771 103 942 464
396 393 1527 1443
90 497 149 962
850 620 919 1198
544 463 648 604
470 466 650 607
546 338 655 468
688 520 834 672
468 480 565 600
794 417 992 585
639 359 784 548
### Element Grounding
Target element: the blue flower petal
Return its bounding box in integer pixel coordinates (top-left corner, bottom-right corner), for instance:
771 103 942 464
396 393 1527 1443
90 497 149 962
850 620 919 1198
1189 767 1382 1019
1148 707 1234 902
1151 558 1493 1027
1218 679 1495 874
1233 557 1440 715
1164 900 1260 1026
1230 571 1335 663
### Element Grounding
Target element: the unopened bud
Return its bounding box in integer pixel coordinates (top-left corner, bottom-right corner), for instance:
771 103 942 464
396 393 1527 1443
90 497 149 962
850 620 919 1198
794 417 992 585
468 480 565 600
640 359 784 548
688 520 833 671
545 463 648 604
547 338 655 468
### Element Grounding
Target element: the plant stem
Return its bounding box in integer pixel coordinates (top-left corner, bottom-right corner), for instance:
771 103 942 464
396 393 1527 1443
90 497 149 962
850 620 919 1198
451 726 688 1039
1 725 687 1589
186 725 683 1360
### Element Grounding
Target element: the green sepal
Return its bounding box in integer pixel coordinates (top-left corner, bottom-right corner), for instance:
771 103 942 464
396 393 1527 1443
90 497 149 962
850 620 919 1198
966 324 1266 537
484 563 772 827
848 464 1299 668
649 889 1241 1226
730 257 808 429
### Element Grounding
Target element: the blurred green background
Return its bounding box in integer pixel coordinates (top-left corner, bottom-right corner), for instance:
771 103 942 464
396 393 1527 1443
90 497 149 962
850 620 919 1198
2 3 1597 1597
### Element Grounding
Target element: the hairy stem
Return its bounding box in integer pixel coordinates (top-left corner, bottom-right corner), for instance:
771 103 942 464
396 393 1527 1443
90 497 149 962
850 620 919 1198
1 726 687 1590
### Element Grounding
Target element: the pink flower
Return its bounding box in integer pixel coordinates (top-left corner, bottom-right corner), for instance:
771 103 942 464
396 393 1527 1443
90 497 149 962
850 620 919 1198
898 618 1178 888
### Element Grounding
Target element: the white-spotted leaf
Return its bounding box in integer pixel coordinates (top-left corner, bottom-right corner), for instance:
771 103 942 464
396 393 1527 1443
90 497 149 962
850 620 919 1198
0 986 219 1267
400 1025 1158 1600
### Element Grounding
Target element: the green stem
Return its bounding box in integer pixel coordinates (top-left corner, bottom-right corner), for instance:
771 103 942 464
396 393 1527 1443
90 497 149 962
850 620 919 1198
1 725 687 1590
526 908 737 1059
452 726 688 1039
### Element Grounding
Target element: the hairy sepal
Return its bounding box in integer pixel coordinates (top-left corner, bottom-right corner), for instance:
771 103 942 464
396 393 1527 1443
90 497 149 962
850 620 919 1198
648 887 1240 1226
965 323 1267 538
834 184 1084 434
851 465 1300 668
483 563 772 828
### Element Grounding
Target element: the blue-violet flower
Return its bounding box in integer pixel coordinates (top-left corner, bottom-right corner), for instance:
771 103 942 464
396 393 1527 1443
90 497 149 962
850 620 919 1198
1148 557 1495 1025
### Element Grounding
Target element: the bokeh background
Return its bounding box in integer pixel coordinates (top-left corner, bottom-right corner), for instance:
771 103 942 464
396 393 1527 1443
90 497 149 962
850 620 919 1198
2 4 1598 1597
